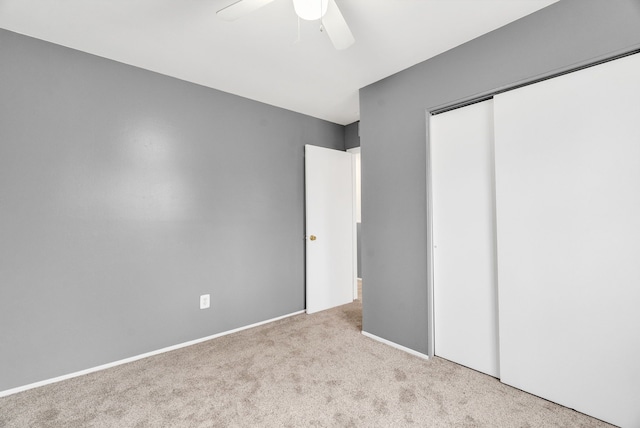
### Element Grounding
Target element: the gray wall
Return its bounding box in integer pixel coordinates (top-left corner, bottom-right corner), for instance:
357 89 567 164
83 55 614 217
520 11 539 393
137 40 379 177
344 122 360 150
360 0 640 354
0 29 344 391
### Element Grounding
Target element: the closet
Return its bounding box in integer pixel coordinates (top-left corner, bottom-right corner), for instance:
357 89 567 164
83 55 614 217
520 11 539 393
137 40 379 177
429 52 640 428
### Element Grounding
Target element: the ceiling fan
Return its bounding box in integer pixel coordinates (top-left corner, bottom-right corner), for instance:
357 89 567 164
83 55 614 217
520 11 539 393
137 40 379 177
217 0 355 50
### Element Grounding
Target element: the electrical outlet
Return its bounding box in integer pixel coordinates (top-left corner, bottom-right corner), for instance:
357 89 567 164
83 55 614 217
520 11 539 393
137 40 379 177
200 294 210 309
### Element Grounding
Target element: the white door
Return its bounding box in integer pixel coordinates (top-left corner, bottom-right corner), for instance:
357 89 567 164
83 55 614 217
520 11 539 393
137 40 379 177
305 144 355 314
430 99 500 377
494 53 640 428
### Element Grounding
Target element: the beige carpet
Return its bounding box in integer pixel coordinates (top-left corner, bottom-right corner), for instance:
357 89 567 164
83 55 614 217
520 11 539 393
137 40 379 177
0 299 612 427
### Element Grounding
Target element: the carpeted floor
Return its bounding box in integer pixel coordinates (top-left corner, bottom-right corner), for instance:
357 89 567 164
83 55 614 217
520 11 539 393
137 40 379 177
0 297 613 427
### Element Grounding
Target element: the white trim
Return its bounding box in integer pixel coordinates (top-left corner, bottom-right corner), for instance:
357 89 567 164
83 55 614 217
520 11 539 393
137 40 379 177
0 310 305 398
351 151 358 301
361 331 430 360
347 147 360 301
425 111 435 358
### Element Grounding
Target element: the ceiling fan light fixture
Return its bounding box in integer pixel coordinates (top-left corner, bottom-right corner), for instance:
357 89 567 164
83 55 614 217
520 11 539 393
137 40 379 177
293 0 328 21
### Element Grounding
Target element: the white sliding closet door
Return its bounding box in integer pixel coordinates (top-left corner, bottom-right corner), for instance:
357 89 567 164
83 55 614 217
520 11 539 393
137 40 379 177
494 53 640 428
430 99 499 377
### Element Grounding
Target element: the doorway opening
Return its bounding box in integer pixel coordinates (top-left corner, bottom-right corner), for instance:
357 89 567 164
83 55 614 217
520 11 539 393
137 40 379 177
347 147 362 303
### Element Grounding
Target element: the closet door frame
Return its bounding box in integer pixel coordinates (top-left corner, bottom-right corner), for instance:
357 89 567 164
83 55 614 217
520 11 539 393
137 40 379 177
425 49 640 428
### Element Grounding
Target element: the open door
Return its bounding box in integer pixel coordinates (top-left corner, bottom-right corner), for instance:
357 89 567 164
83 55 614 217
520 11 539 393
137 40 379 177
305 145 355 314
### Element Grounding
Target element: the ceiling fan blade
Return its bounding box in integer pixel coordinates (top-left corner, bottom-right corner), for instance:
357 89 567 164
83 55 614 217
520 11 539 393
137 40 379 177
321 0 355 50
217 0 276 21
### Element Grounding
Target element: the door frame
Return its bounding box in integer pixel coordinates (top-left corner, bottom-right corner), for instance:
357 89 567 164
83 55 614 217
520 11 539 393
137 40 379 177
425 112 436 357
347 147 360 301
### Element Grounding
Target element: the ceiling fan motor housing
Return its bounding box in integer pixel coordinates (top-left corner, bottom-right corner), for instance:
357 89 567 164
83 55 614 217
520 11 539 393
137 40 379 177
293 0 329 21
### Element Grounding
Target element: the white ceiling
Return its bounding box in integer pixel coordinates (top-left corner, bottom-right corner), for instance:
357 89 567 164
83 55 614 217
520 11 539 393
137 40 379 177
0 0 558 125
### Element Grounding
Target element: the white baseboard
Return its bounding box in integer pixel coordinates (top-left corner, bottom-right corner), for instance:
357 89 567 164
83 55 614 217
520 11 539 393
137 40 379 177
0 310 305 398
361 331 430 360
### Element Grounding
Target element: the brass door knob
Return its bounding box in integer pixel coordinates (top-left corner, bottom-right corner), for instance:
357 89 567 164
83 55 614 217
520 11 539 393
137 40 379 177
310 235 317 241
